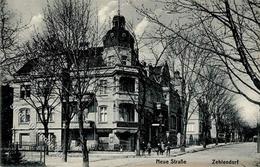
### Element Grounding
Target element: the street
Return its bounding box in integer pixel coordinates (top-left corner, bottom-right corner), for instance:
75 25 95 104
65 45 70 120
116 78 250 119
45 142 260 167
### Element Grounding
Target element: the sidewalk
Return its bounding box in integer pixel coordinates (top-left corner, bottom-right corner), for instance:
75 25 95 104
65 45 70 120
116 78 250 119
45 143 234 167
140 143 230 158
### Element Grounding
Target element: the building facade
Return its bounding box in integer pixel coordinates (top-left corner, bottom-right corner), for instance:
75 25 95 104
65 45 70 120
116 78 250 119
11 14 181 151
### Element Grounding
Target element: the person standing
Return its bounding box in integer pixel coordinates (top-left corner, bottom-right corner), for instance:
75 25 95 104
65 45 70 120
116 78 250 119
141 141 146 156
147 142 151 156
157 142 161 155
160 141 165 155
166 141 171 156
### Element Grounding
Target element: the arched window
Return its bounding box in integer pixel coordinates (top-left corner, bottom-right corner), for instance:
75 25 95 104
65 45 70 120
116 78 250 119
19 108 30 123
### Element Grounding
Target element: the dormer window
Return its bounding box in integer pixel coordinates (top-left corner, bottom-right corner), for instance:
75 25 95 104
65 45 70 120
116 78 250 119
121 55 127 65
100 80 108 94
107 56 113 66
20 85 31 98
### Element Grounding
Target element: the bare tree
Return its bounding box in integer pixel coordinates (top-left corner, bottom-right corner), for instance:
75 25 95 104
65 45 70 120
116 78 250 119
167 35 210 151
39 0 103 166
134 0 260 105
133 0 260 152
0 0 23 80
15 62 59 155
196 65 229 147
15 35 63 155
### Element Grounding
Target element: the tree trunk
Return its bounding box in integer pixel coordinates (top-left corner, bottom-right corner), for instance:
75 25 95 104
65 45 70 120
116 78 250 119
43 124 49 155
78 102 89 167
63 120 70 162
203 130 207 148
180 113 188 152
62 69 71 162
215 123 219 146
181 121 187 152
136 130 140 156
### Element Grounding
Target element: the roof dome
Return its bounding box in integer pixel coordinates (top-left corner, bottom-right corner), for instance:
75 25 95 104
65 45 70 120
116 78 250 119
103 15 135 49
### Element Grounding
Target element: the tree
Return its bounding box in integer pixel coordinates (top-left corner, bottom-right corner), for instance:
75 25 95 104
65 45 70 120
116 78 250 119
0 0 23 80
16 37 61 155
39 0 101 166
134 0 260 105
167 35 210 151
133 0 260 151
196 65 232 146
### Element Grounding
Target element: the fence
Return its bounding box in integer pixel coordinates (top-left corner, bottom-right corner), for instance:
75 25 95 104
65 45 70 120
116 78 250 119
2 143 45 165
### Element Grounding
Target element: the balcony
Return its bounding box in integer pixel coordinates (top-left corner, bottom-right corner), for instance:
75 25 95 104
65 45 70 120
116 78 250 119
63 121 93 129
114 92 138 101
114 121 138 128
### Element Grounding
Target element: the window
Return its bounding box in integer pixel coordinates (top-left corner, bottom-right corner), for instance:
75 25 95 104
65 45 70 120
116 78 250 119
119 104 135 122
100 106 107 122
19 133 30 146
69 102 78 122
19 108 30 123
37 81 51 96
36 133 56 147
170 115 177 130
100 80 107 94
37 109 54 122
119 77 135 92
107 56 113 66
121 55 127 65
86 101 96 113
187 124 195 132
71 115 78 122
20 85 31 98
164 93 168 99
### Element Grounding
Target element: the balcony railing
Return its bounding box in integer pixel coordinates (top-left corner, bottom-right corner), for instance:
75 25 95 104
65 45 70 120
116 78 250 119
115 121 138 128
63 121 92 129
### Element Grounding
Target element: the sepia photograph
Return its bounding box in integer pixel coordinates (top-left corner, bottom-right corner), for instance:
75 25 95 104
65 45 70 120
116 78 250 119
0 0 260 166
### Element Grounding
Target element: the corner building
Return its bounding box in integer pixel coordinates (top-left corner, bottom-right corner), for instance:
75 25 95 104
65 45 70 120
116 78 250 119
12 14 182 151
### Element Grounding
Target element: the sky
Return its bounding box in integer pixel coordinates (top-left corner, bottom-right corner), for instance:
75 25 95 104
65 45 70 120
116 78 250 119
6 0 259 126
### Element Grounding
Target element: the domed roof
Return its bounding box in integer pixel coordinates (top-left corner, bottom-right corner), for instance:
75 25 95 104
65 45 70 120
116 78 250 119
103 15 135 49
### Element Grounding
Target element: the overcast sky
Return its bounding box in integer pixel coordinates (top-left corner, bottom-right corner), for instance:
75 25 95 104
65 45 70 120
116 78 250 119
7 0 259 126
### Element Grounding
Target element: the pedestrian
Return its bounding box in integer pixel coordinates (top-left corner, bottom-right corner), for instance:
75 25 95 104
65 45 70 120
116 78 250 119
147 142 151 156
160 141 165 155
166 141 171 156
157 142 161 155
141 141 146 156
120 144 123 152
